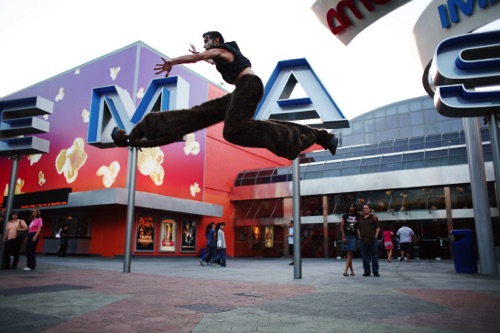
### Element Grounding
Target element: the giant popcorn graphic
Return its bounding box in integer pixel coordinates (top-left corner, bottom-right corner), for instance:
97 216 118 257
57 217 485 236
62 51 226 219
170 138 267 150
110 66 120 81
96 161 120 188
38 171 46 186
81 109 90 123
55 87 65 101
184 133 200 156
190 183 200 197
28 154 42 166
137 147 165 186
3 178 25 195
55 138 88 184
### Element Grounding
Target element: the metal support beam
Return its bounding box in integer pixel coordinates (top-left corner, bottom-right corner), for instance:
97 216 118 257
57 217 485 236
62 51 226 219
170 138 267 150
292 158 302 279
0 154 20 265
123 148 138 273
487 112 500 219
463 117 498 275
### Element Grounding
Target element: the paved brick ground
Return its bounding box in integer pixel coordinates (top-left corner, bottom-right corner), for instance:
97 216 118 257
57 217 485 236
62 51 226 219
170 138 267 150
0 256 499 333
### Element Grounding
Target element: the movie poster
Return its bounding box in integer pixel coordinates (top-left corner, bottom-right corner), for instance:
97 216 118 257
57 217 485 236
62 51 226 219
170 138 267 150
252 226 262 249
265 226 273 248
181 219 197 252
160 217 177 252
136 215 155 251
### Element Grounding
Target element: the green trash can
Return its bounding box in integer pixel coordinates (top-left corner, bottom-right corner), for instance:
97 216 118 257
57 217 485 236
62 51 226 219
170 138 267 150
450 229 477 273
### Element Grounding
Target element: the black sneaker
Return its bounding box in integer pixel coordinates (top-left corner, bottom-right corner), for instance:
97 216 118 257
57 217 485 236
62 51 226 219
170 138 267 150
373 272 380 277
111 127 129 147
362 272 370 277
328 136 339 156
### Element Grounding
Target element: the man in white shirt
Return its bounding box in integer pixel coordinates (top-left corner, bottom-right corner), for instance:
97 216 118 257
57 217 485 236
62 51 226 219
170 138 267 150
397 222 415 262
287 221 294 265
211 222 227 267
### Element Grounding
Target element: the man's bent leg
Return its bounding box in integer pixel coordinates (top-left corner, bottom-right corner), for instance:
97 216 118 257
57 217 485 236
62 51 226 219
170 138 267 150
223 75 337 160
113 94 231 148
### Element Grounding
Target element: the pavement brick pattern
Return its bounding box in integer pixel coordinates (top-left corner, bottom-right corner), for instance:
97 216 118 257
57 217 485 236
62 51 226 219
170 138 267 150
0 256 499 333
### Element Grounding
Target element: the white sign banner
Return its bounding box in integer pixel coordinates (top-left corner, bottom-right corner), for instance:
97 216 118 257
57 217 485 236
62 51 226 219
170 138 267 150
412 0 499 71
311 0 412 45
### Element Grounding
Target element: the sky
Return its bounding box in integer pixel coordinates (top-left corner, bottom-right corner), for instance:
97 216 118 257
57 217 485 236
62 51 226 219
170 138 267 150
0 0 497 120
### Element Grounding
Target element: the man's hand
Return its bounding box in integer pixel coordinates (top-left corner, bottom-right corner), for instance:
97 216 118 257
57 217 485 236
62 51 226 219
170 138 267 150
188 43 199 54
154 57 173 77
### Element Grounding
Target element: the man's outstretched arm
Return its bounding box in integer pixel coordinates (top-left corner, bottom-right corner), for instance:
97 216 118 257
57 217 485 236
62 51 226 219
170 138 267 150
154 48 224 77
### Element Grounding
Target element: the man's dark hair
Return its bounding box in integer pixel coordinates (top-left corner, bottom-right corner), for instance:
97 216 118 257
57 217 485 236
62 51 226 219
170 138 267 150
203 31 224 44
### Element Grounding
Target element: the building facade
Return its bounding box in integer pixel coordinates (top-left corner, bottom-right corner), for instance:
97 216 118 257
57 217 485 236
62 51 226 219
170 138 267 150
0 41 291 258
230 96 500 260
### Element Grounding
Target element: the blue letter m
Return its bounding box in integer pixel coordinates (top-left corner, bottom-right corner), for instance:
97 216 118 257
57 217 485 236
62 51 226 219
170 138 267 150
87 76 189 148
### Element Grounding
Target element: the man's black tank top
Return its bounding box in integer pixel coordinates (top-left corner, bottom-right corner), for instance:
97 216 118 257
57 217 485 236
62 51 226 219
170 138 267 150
213 41 251 84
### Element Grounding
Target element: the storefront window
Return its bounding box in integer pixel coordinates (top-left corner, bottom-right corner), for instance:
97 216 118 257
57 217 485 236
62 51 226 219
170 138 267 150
300 196 323 216
450 184 473 209
53 214 89 237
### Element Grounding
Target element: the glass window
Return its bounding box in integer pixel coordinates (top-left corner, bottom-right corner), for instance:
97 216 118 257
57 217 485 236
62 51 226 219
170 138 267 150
300 196 323 216
341 159 360 176
402 152 424 169
335 148 351 160
304 164 324 180
241 177 256 186
234 173 244 186
271 167 291 183
322 168 341 178
381 155 402 172
360 164 380 174
364 119 375 133
399 126 412 139
483 143 492 162
361 157 381 166
386 114 398 128
398 113 410 127
403 152 424 161
425 149 449 167
410 100 422 111
375 108 386 118
412 125 425 137
255 168 275 185
424 108 438 123
53 214 89 237
360 157 380 174
443 132 460 146
398 103 410 114
363 144 378 156
393 138 409 152
353 121 363 132
481 127 490 142
450 184 473 209
410 110 424 125
254 199 283 218
422 98 434 109
378 141 394 154
386 106 397 115
375 117 386 131
449 147 467 165
409 137 425 150
375 130 389 142
425 134 442 148
349 146 364 158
